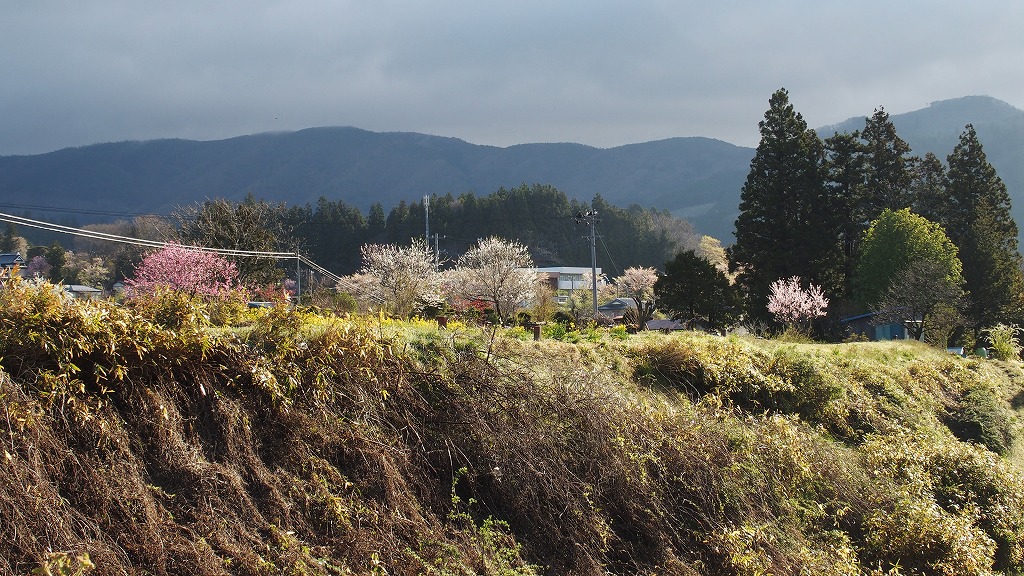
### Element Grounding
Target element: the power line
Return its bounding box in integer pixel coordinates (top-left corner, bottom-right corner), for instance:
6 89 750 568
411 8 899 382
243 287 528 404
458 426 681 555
299 254 384 303
0 211 295 258
598 233 621 279
0 202 159 219
0 211 369 299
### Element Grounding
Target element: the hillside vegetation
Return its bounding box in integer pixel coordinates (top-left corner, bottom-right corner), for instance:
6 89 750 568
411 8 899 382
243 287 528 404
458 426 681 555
5 277 1024 575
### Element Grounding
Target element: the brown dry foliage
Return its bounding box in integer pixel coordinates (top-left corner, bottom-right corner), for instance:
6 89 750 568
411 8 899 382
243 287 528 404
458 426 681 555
4 275 1024 575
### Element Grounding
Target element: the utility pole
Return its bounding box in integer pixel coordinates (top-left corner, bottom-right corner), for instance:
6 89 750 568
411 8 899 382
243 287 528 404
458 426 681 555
575 210 600 320
295 247 301 306
432 232 440 270
423 195 430 246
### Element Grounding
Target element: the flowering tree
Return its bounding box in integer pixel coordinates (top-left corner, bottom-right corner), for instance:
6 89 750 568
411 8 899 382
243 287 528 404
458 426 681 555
451 237 536 324
26 255 51 278
615 266 659 330
63 252 112 288
617 267 658 301
359 239 441 317
125 243 239 298
766 276 828 332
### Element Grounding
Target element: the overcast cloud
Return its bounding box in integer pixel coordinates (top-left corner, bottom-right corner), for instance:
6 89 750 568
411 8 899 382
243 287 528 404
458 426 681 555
2 1 1023 155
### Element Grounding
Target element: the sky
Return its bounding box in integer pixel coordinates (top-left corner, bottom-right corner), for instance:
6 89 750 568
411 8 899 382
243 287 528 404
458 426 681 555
2 1 1024 156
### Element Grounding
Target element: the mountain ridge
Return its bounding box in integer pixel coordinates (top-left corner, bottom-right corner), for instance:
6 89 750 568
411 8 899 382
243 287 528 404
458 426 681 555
2 96 1023 244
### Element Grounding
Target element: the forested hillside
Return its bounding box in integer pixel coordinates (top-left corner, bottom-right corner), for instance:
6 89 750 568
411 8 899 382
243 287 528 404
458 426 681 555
285 183 698 273
0 130 749 243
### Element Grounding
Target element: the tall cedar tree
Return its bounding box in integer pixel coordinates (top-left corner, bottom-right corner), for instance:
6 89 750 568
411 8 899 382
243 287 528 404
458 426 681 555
731 89 842 323
823 131 866 301
822 108 917 309
0 223 18 252
857 107 915 223
910 152 949 224
944 124 1024 331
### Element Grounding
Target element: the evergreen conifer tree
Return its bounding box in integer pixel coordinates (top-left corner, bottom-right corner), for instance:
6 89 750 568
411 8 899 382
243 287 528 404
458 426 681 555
857 107 915 223
655 249 738 331
909 152 948 224
367 203 387 239
824 131 866 301
0 223 18 252
731 89 842 322
944 124 1024 331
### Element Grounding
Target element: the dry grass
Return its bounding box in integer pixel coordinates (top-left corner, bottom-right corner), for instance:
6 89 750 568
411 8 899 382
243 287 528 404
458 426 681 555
5 276 1024 574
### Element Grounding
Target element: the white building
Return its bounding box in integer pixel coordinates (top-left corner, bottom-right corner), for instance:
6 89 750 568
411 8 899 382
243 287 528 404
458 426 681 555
531 266 605 303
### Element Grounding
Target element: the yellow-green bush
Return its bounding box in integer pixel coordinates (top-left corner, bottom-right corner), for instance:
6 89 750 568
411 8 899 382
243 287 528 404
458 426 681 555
863 429 1024 573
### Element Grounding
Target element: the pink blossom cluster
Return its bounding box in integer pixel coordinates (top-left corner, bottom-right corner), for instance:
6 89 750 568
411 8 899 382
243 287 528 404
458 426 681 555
766 276 829 326
26 255 51 278
125 243 239 298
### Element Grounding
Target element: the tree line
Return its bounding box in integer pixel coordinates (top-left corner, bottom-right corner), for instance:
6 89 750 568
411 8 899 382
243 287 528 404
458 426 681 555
283 183 698 275
1 183 704 292
730 88 1023 341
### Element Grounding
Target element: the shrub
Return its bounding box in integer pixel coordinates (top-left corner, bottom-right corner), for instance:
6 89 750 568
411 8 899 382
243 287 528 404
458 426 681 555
123 286 210 330
984 323 1023 361
246 303 306 353
864 492 997 575
863 430 1024 573
206 289 250 326
944 384 1019 455
542 322 569 341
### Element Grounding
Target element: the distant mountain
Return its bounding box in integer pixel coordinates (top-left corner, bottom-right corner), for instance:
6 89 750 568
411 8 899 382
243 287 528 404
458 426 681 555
0 130 752 243
2 95 1023 245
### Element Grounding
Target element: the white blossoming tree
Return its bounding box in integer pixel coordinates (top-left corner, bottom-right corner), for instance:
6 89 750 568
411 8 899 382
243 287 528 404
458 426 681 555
358 239 442 318
615 266 659 330
452 237 537 324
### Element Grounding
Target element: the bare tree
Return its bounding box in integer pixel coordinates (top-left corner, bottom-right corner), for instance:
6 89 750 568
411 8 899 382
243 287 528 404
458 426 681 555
452 237 537 324
873 259 966 342
175 196 290 286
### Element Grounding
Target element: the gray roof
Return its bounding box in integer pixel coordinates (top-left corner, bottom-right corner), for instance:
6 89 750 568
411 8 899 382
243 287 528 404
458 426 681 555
64 284 102 293
646 319 686 331
0 253 25 267
598 297 637 312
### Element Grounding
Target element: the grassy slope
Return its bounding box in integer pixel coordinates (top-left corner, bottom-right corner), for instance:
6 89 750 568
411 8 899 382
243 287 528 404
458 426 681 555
3 280 1024 575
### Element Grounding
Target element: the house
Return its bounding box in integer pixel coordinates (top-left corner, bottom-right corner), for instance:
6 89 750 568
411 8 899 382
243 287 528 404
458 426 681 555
0 253 25 276
532 266 605 303
840 310 914 341
598 297 637 321
63 284 103 301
